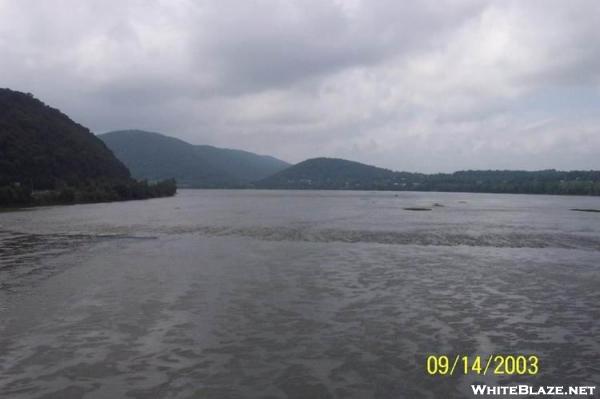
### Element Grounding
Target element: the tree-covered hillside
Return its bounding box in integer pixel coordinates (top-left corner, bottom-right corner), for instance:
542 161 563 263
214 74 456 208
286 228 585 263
0 89 130 188
256 158 405 190
0 89 176 206
99 130 236 188
257 158 600 195
194 144 289 184
99 130 289 187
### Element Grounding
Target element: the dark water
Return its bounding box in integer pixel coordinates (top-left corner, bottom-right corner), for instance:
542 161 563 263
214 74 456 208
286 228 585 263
1 190 599 398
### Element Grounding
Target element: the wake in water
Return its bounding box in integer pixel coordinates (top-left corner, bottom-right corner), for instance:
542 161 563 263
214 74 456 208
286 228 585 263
0 230 155 291
160 225 600 251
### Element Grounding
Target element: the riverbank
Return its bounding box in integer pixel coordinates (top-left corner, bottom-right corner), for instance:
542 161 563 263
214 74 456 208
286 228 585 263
0 179 176 208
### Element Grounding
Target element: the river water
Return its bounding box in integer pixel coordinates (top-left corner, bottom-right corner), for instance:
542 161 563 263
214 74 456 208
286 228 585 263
1 190 599 398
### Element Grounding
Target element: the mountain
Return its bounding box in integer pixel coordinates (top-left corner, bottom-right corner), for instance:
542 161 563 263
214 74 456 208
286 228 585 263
99 130 290 187
256 157 410 190
194 144 289 184
0 89 175 205
257 158 600 195
0 89 131 189
99 130 235 188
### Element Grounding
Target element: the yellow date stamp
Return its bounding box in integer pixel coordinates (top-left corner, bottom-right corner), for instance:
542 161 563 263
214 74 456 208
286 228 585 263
426 354 539 376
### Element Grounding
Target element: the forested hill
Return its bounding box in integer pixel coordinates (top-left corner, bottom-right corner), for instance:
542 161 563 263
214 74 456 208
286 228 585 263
0 89 175 206
256 158 600 195
0 89 130 188
256 158 405 189
99 130 289 187
99 130 235 188
2 88 597 201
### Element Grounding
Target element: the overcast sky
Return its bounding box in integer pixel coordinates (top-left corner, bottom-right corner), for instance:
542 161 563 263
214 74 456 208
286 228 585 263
1 0 599 172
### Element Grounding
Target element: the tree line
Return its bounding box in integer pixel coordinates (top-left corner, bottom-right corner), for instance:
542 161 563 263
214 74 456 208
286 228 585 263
0 179 177 207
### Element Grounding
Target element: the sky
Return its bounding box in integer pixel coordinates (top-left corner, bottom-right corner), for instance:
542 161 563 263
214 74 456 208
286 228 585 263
1 0 600 172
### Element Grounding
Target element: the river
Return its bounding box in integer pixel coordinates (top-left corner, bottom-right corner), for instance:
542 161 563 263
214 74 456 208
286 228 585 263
1 190 599 398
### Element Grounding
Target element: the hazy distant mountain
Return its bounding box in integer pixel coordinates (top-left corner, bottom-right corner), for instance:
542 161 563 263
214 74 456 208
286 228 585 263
99 130 235 187
0 89 176 205
256 157 408 190
99 130 290 187
98 131 600 195
194 145 290 184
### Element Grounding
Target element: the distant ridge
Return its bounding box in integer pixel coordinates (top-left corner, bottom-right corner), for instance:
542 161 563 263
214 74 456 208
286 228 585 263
257 158 600 195
256 157 406 190
99 130 290 188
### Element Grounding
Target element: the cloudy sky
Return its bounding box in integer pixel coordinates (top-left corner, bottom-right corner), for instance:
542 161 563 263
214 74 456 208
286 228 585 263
1 0 599 172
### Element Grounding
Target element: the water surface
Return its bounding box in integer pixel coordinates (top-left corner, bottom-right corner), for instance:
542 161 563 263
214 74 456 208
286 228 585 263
1 190 599 398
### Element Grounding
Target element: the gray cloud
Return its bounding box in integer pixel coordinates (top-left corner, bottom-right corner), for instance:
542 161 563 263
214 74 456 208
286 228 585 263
1 0 599 171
